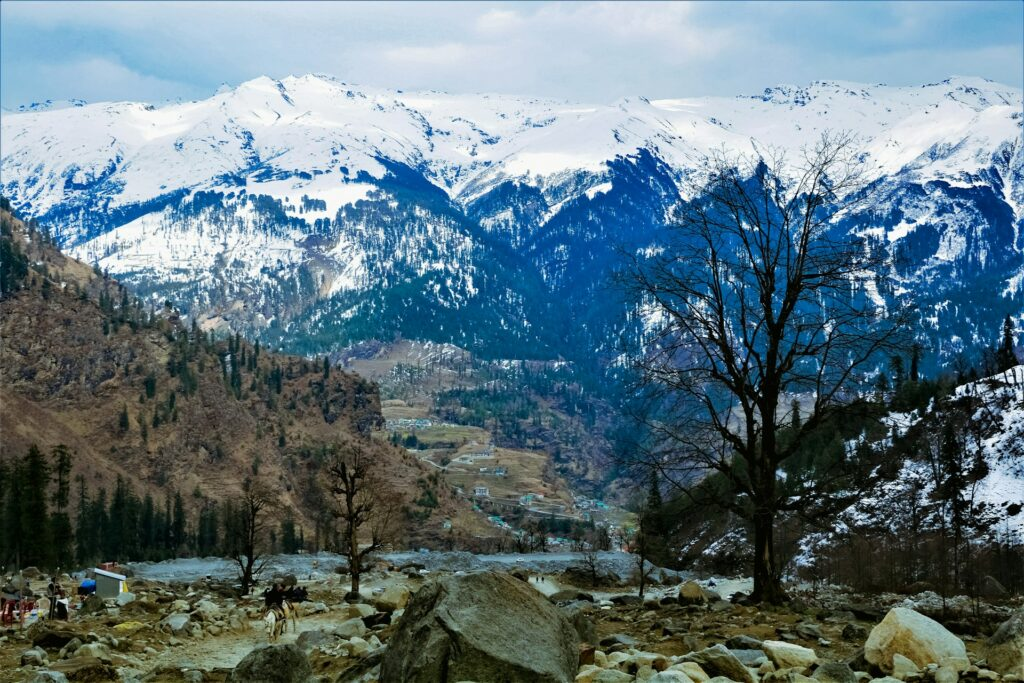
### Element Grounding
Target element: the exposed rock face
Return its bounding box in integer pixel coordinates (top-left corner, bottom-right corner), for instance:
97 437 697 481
864 608 967 672
986 609 1024 677
228 643 311 683
681 644 755 683
380 571 579 683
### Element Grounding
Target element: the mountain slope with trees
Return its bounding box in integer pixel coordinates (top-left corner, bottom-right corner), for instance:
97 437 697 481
0 200 471 569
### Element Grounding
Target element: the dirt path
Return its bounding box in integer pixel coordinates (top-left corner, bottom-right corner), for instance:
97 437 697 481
148 610 342 671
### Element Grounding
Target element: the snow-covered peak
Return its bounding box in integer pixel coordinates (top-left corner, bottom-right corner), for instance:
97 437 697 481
1 74 1020 242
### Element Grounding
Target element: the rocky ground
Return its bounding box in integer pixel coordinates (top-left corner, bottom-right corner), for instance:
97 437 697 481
1 557 1021 683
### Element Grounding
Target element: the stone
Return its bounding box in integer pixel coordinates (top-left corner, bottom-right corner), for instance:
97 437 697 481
114 591 135 606
979 576 1009 601
193 599 221 620
813 662 857 683
348 636 371 656
374 584 411 612
649 673 695 683
28 672 69 683
672 662 711 683
161 613 191 635
679 581 708 605
864 608 967 672
797 623 825 640
75 642 111 662
843 625 868 642
334 617 368 638
345 602 376 618
986 610 1024 677
48 656 116 681
891 654 918 680
22 647 49 666
593 671 633 683
551 590 595 603
560 602 597 645
731 649 769 666
308 601 328 614
78 595 105 616
762 640 819 669
28 625 80 650
611 594 642 606
380 572 579 683
600 633 638 648
682 644 756 683
579 645 596 666
727 636 764 650
228 643 311 683
933 665 958 683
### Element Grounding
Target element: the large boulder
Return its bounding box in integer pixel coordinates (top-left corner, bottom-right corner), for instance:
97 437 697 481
228 643 311 683
681 644 756 683
864 608 967 672
985 609 1024 677
380 571 579 682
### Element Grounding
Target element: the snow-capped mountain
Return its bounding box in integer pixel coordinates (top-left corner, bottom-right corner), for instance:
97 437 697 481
1 74 1021 365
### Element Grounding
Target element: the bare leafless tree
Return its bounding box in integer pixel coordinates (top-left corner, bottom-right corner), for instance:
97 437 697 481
326 442 401 596
224 477 274 595
627 133 907 603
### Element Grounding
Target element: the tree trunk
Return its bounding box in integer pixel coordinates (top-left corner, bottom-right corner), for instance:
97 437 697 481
751 507 785 604
349 530 360 595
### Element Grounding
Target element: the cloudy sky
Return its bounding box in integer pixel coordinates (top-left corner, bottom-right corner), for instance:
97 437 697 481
1 1 1021 108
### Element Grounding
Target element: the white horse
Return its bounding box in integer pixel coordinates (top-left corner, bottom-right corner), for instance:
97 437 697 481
263 600 297 642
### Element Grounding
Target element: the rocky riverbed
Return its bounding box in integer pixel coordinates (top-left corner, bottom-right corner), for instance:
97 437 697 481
1 556 1021 683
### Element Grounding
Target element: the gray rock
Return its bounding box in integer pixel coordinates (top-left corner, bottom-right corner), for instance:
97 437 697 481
985 609 1024 677
727 635 764 650
115 591 136 606
549 590 594 603
380 571 579 683
228 643 311 683
979 576 1009 601
600 633 638 648
79 595 105 616
296 629 342 652
161 613 191 635
22 647 48 666
682 644 756 683
813 662 858 683
730 649 769 666
559 601 596 645
797 623 825 640
333 617 367 639
843 624 868 642
28 672 69 683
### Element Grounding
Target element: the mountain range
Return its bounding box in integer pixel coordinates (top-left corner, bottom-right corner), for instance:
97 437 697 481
2 74 1021 371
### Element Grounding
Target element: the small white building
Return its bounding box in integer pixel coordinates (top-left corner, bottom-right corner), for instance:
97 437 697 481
473 486 490 497
93 568 128 599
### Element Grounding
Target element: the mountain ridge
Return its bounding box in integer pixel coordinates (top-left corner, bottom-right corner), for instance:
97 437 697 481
1 74 1020 373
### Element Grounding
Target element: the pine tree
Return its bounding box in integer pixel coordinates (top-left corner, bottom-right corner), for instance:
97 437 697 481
998 315 1018 372
50 445 74 568
20 445 52 568
119 405 130 433
74 476 91 564
910 343 922 383
323 356 330 379
173 492 186 552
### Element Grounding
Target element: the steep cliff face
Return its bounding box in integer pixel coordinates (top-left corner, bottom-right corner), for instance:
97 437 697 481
1 76 1020 370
